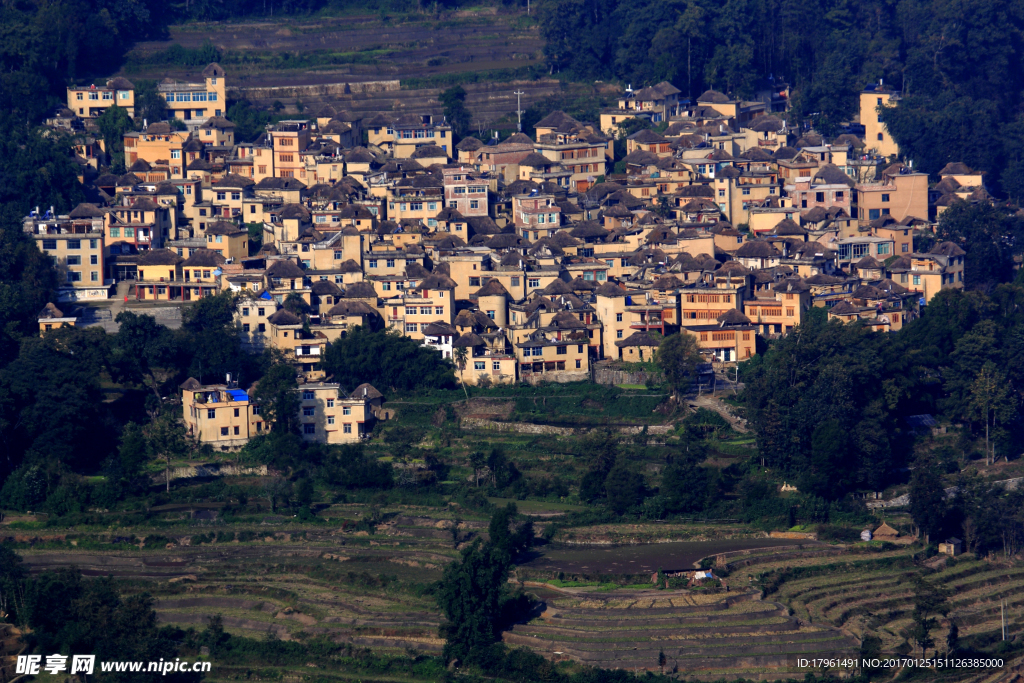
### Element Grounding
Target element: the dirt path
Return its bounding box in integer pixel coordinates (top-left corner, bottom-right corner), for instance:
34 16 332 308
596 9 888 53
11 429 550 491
689 394 749 433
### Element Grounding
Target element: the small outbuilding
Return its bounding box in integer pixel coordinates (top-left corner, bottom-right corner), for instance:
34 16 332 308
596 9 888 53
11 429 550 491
938 537 963 556
873 522 900 541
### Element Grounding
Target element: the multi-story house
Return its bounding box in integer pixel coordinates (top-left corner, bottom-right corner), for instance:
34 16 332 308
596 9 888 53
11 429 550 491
366 114 453 159
181 376 379 447
268 121 312 181
854 168 928 223
442 168 489 217
860 82 900 157
157 63 227 122
534 128 610 192
599 82 682 134
105 196 170 252
181 378 264 447
23 205 108 301
203 221 249 259
297 382 376 443
66 77 135 118
387 175 444 222
788 164 854 216
124 123 192 177
887 242 965 303
742 277 810 336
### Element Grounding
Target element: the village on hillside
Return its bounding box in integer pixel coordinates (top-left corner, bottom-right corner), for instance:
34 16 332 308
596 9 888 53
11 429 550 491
35 66 976 446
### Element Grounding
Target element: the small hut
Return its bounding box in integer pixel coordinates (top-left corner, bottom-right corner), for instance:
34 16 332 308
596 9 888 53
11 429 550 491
873 522 900 541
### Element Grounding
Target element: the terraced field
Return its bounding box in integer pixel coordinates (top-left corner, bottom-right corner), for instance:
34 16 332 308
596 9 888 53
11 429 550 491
506 584 858 681
726 543 1024 667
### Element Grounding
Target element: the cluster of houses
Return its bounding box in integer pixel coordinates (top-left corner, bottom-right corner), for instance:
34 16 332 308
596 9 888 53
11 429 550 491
31 65 982 448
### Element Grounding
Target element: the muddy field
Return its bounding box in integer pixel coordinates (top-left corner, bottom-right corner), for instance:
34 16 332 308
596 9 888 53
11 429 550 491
522 539 814 575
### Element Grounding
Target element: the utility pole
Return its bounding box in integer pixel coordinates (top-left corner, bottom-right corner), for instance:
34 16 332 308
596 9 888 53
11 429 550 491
514 90 525 132
1002 601 1007 641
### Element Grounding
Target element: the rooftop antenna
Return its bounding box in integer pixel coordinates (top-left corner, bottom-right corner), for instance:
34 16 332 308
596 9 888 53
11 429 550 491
514 90 525 132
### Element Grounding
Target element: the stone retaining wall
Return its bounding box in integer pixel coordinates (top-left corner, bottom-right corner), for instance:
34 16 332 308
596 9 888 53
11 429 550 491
229 80 400 101
166 464 268 481
461 418 672 436
593 366 664 386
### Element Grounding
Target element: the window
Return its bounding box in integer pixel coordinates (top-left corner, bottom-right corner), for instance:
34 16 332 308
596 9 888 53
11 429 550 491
258 307 265 316
386 259 395 268
369 260 378 268
493 361 501 370
913 275 921 285
171 150 181 160
207 409 216 419
877 133 884 141
42 239 57 250
435 306 444 315
66 255 82 266
89 239 97 249
66 271 81 282
742 188 750 196
557 346 567 355
528 278 539 288
474 361 485 370
902 243 910 253
405 323 418 332
868 209 881 220
221 427 229 436
881 194 890 202
304 423 316 434
877 243 890 255
303 407 315 416
835 191 844 201
91 271 99 282
469 277 481 287
90 254 98 265
420 306 431 315
511 277 520 287
718 189 725 197
327 415 335 425
616 330 623 338
470 200 479 210
343 424 352 434
816 192 825 203
302 390 314 400
67 239 81 250
243 323 250 332
258 323 265 332
125 228 134 238
576 359 582 368
616 313 623 322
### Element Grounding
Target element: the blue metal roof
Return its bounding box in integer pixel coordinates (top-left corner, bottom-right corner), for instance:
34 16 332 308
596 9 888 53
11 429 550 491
227 389 248 402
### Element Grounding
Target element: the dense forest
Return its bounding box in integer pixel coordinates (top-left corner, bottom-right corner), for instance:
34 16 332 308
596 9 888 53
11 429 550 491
538 0 1024 195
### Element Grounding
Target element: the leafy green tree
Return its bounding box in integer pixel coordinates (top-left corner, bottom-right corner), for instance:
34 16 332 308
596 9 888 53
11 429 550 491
251 364 299 434
145 411 190 492
658 332 703 398
440 85 471 139
909 457 947 542
321 326 455 391
113 311 177 400
968 364 1014 464
436 540 511 663
96 105 135 173
453 346 469 399
487 503 534 563
604 458 646 514
661 456 710 514
935 202 1014 288
246 222 263 255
